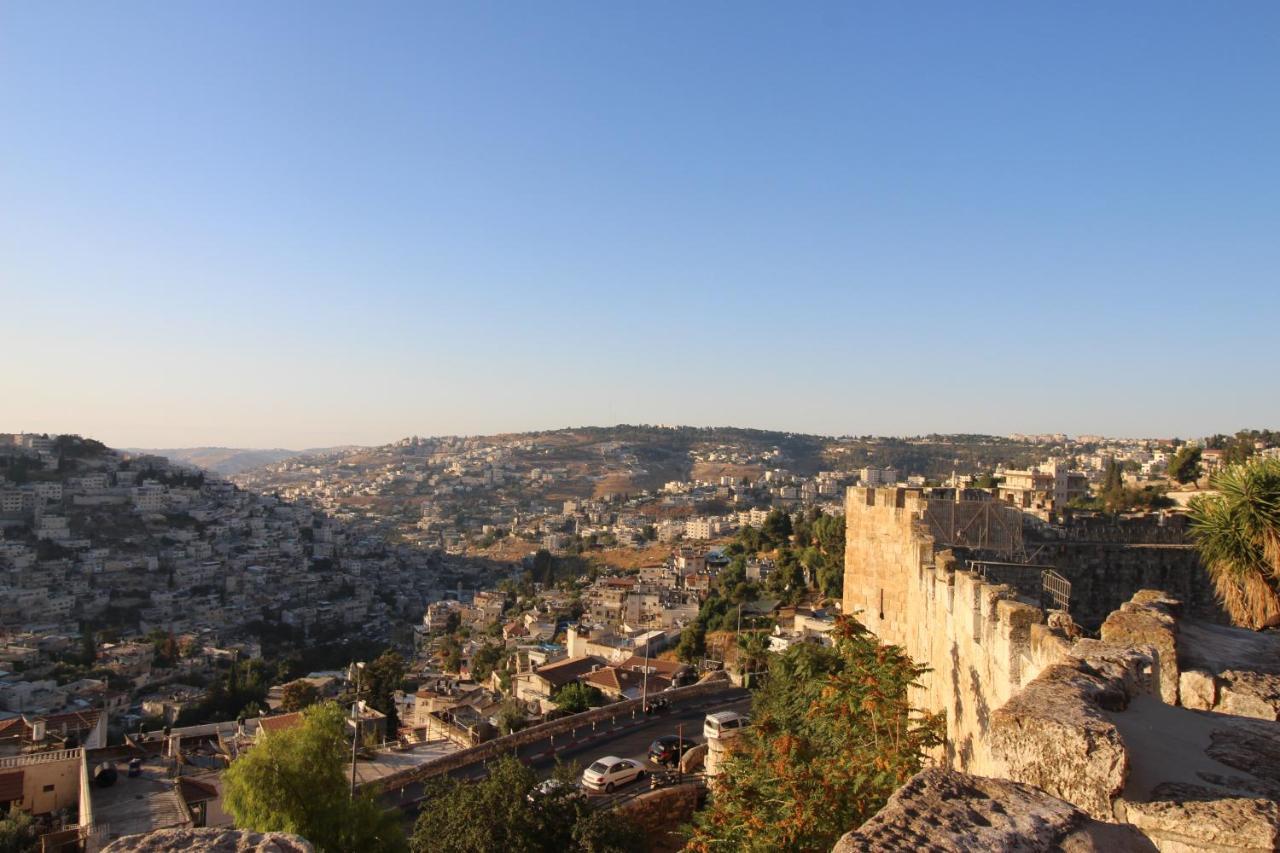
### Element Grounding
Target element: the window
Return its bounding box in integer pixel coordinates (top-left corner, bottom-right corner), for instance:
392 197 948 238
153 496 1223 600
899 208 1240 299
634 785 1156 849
43 784 55 793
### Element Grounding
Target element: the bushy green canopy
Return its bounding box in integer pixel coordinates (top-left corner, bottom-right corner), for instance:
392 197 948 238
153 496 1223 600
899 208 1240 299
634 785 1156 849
222 701 405 853
687 618 942 852
410 754 643 853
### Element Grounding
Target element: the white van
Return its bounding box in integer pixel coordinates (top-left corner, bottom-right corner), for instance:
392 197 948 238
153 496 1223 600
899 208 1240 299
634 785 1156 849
703 711 748 740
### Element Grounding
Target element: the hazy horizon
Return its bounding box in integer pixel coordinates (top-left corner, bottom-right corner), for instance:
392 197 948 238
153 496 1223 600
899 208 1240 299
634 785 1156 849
5 3 1279 447
4 420 1270 454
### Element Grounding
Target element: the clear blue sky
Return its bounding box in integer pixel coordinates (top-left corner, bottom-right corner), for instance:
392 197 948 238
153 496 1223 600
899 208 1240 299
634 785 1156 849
3 3 1278 448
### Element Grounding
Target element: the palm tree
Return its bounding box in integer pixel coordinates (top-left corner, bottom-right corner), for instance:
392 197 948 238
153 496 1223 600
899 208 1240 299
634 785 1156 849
1188 457 1280 630
736 629 771 685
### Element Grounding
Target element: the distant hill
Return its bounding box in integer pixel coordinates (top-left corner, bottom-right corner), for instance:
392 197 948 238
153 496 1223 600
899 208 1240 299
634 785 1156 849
129 446 356 475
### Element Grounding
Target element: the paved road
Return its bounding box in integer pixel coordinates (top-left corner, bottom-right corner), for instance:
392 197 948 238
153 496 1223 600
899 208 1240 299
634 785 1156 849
387 689 750 815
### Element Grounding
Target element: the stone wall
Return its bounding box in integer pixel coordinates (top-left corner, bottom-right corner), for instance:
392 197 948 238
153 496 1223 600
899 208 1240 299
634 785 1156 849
1031 540 1223 628
102 828 313 852
842 487 1069 774
614 783 703 847
841 488 1280 851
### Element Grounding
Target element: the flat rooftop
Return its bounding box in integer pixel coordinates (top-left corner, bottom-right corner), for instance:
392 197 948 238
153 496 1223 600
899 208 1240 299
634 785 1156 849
90 755 191 844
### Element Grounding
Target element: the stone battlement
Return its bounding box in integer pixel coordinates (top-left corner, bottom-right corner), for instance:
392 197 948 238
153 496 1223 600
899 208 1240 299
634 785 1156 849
843 486 1065 772
841 487 1280 851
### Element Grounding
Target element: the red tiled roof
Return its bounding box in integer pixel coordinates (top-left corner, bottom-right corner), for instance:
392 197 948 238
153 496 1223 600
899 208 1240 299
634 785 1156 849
41 709 101 732
533 656 600 688
259 712 304 733
583 668 624 692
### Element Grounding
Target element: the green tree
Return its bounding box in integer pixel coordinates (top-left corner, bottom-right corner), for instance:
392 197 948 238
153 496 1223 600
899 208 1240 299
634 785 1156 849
79 626 97 666
410 755 643 853
222 701 405 853
761 509 792 548
1189 458 1280 630
1102 460 1126 511
471 643 507 683
686 617 942 853
553 682 602 714
675 621 707 663
280 679 320 713
1169 445 1203 486
495 698 528 734
0 809 38 853
531 549 556 585
363 651 406 735
735 630 771 685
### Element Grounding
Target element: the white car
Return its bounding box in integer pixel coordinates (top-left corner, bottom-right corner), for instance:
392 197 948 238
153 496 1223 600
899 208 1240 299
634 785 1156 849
703 711 748 740
528 777 586 803
581 756 646 793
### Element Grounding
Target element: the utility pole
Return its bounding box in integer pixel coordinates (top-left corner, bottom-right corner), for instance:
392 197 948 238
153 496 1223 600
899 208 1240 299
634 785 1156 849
349 661 364 798
677 721 684 783
641 637 649 711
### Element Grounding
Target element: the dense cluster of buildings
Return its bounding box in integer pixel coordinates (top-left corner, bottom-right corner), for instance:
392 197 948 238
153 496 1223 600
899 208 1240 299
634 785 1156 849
0 434 453 727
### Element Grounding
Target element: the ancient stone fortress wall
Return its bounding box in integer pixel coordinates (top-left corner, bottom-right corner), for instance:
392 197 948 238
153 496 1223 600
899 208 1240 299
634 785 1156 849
842 487 1068 774
841 486 1280 852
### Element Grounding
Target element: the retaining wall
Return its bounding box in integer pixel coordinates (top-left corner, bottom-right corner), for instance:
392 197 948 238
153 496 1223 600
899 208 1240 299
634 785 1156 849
368 679 736 792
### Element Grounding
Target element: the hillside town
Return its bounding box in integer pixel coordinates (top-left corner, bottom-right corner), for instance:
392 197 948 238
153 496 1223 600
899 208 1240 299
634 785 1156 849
4 427 1280 852
230 427 1271 561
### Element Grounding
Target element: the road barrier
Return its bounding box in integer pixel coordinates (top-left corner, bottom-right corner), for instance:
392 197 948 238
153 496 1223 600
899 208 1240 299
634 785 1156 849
368 677 739 794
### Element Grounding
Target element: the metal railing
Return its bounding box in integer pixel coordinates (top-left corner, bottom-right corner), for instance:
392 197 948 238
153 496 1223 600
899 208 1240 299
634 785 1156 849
1041 569 1072 612
0 748 83 768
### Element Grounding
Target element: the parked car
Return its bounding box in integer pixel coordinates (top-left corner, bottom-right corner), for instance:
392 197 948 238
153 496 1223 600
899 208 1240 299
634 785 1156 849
703 711 748 740
648 735 697 767
581 756 646 793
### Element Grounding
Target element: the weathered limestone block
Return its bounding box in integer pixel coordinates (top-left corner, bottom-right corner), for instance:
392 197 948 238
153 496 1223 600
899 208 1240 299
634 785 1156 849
1203 718 1280 797
1071 638 1159 700
1115 783 1280 853
833 768 1152 853
1216 670 1280 721
102 828 314 853
1101 591 1180 705
988 661 1129 820
1178 669 1217 711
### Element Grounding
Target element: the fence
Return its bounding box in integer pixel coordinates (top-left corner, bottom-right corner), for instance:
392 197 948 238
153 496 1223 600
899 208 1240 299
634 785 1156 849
1041 569 1072 612
966 560 1073 614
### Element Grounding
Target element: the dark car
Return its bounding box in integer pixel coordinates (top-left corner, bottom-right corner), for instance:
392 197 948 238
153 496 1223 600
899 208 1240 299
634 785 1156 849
648 735 697 767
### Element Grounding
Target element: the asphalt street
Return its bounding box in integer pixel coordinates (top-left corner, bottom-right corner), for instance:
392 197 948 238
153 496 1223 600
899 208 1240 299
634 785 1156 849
388 689 751 815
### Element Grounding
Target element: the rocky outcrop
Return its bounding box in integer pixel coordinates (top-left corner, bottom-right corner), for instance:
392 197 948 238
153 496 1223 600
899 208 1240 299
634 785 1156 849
1115 784 1280 852
833 768 1152 852
1179 668 1217 711
987 659 1132 819
1100 591 1181 705
1216 670 1280 720
101 828 313 852
1177 620 1280 721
